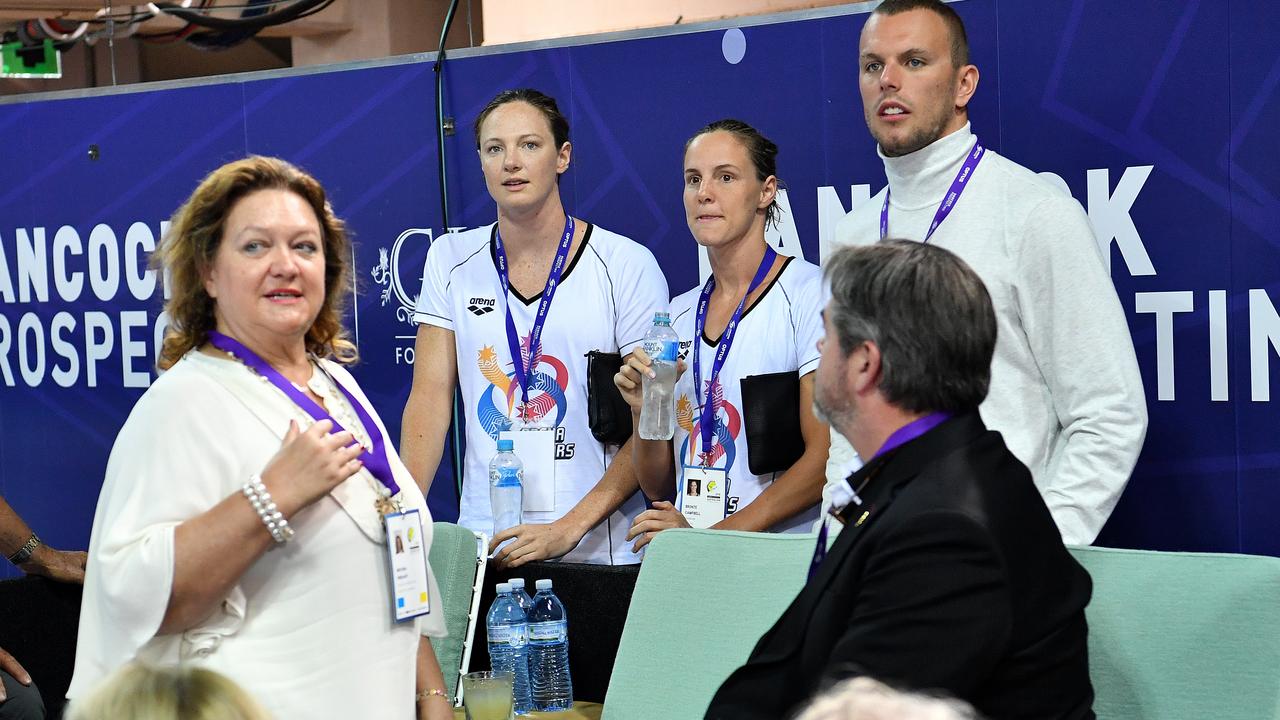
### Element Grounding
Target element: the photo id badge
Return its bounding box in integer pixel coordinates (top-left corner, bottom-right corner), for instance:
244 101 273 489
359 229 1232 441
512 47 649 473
499 427 556 512
384 509 431 622
681 466 728 529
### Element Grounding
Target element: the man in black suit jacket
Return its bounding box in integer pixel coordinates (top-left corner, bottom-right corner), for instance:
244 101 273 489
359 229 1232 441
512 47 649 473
706 240 1095 720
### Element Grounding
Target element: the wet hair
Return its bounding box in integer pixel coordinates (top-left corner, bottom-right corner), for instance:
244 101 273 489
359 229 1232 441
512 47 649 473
684 118 783 229
823 239 996 414
153 155 357 370
872 0 971 67
473 88 571 151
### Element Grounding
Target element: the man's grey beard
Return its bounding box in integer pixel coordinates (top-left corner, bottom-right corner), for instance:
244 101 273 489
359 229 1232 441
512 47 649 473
813 397 850 433
812 397 832 426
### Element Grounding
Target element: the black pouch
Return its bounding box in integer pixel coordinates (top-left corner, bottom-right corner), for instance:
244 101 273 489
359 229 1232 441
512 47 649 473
741 370 804 475
585 351 633 445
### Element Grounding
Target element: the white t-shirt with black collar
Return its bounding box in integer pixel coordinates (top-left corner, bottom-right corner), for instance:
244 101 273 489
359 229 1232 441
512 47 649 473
414 221 669 564
668 255 825 534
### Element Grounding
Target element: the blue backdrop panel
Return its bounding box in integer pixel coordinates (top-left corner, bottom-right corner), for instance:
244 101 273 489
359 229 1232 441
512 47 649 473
1 0 1278 576
998 0 1243 551
0 84 248 566
1230 0 1280 556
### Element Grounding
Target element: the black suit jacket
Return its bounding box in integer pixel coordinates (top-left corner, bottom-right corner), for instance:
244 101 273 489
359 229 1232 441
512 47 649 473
707 413 1095 720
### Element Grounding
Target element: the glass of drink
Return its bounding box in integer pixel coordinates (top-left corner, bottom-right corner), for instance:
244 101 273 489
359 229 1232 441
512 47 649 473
462 671 515 720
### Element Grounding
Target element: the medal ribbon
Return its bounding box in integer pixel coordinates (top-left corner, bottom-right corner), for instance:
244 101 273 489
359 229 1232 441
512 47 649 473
691 245 777 466
880 138 985 243
494 215 575 415
207 331 400 497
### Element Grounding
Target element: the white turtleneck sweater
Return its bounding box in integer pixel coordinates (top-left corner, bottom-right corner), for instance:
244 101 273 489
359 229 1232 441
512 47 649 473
825 123 1148 546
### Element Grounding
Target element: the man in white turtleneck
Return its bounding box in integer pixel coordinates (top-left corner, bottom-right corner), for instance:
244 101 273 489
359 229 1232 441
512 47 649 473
824 0 1147 546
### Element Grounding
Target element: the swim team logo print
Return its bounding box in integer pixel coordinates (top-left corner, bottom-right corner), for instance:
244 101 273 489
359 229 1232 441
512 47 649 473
475 332 570 438
677 377 741 470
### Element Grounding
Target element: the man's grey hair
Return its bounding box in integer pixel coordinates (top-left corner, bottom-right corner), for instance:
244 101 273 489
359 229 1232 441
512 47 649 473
823 239 996 414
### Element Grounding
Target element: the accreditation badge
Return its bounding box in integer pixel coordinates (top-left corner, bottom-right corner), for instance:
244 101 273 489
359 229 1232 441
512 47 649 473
384 509 431 622
680 466 728 529
499 427 556 512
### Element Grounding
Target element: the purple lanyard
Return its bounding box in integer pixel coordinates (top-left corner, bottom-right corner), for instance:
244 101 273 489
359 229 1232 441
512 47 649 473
880 139 984 243
808 412 951 581
493 216 575 412
207 331 400 497
691 245 777 465
873 412 951 459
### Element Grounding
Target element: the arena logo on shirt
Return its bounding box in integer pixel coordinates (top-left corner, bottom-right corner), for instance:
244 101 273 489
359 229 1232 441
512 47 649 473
473 338 576 460
467 297 496 316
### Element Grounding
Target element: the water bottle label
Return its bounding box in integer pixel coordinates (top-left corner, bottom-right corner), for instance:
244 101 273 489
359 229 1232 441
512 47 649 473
660 340 678 362
488 624 528 647
643 339 678 362
528 619 567 643
493 467 522 488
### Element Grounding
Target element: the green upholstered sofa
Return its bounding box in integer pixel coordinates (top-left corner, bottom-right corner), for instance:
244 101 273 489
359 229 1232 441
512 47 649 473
603 529 1280 720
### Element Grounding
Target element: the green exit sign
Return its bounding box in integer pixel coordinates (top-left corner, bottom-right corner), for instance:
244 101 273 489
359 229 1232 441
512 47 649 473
1 39 62 79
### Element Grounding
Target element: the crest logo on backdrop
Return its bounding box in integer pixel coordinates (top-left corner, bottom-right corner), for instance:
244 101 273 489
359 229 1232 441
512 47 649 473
369 226 468 365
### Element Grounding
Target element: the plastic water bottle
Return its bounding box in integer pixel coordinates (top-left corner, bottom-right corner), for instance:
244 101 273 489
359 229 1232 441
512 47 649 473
489 439 523 538
639 311 679 440
509 577 533 614
527 579 573 711
486 582 533 714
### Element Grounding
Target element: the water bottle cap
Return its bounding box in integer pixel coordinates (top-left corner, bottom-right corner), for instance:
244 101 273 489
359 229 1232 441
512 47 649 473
653 311 670 324
535 579 553 591
497 439 514 452
496 582 511 594
509 578 525 589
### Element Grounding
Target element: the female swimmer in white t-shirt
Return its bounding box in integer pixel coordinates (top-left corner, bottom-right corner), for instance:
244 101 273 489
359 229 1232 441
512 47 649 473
404 89 668 566
615 119 830 550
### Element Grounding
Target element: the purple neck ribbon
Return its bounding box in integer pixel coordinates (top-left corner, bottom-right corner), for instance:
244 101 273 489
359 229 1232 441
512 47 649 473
206 331 400 498
809 412 951 581
880 138 985 243
872 411 953 460
691 245 778 466
493 215 575 419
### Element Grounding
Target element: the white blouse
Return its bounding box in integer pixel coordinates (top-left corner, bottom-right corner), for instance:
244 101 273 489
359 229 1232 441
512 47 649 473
69 350 446 719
